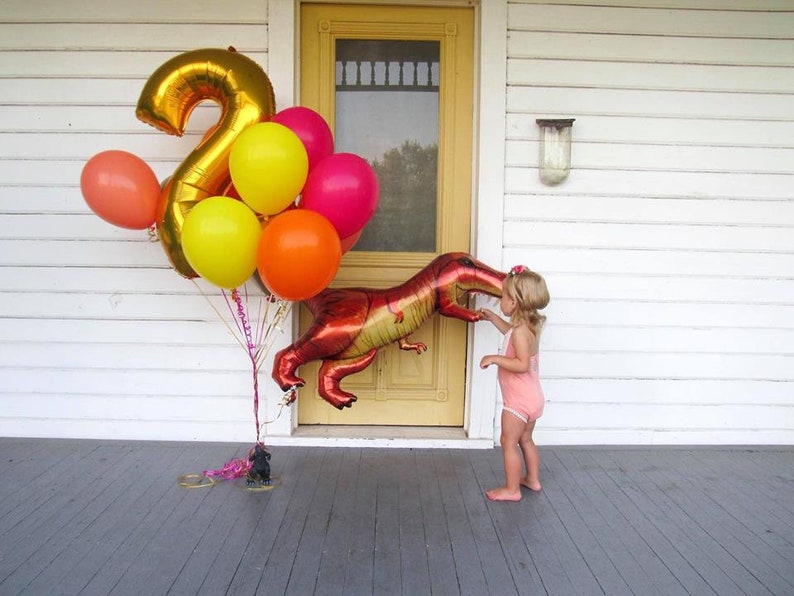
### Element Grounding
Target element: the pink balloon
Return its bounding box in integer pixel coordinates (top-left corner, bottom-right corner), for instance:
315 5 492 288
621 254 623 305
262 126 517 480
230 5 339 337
299 153 379 239
271 107 334 171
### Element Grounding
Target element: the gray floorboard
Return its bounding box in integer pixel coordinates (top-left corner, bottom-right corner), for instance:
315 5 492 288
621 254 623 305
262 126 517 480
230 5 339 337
372 451 402 595
417 451 458 596
653 450 794 596
433 450 494 596
1 440 792 596
457 449 525 595
340 450 377 596
555 449 659 595
615 450 750 596
313 449 362 596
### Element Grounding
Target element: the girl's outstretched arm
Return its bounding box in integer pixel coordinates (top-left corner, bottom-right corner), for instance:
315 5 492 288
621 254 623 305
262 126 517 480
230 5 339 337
477 308 512 334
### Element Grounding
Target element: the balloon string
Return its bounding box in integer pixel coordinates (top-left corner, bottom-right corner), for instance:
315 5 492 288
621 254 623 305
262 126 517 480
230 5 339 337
256 390 293 427
192 280 292 431
254 293 271 349
184 281 294 487
223 290 249 350
256 300 290 369
231 288 260 441
192 280 249 353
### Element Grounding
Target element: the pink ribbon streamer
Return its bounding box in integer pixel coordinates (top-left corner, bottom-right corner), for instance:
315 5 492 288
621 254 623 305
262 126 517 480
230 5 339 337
203 457 250 480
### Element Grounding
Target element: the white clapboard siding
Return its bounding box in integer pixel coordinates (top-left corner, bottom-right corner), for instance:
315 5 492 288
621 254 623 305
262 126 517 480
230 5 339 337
1 0 792 446
0 0 286 442
508 31 794 66
0 26 265 53
2 0 268 22
503 0 794 444
513 247 794 278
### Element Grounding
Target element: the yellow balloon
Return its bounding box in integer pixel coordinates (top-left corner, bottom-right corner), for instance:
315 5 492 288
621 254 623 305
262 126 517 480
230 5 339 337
229 122 309 215
182 196 262 289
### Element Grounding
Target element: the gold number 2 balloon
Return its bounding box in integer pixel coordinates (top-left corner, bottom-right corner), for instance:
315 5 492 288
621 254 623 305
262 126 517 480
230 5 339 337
136 47 276 278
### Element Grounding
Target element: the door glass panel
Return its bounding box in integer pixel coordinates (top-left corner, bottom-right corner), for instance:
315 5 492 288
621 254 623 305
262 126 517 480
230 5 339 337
334 39 439 253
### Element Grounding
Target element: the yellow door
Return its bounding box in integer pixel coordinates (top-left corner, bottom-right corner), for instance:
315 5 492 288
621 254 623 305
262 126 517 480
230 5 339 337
298 3 474 426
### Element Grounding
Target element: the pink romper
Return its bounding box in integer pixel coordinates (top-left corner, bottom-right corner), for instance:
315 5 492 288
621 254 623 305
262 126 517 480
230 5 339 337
498 327 545 423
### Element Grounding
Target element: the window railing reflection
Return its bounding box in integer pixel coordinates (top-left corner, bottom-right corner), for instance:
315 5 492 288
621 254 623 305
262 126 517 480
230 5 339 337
336 40 439 92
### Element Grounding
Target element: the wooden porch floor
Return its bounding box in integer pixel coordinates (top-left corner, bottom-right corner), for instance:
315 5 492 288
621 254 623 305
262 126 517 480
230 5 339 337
0 439 792 595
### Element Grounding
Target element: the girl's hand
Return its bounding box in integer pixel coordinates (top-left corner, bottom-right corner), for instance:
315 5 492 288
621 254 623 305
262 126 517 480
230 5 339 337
480 355 495 369
477 308 512 334
477 308 496 322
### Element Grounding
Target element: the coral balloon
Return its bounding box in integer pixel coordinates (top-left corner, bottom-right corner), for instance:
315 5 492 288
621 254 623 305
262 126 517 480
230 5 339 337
271 106 334 171
136 47 276 278
340 230 362 254
299 153 379 239
257 209 341 301
80 150 160 229
229 122 309 216
182 196 262 289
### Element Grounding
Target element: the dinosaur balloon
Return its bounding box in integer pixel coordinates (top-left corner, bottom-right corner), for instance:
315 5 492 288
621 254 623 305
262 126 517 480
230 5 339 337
272 252 506 409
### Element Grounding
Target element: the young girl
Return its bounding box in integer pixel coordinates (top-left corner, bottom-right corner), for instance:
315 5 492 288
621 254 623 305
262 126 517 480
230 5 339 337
478 265 550 501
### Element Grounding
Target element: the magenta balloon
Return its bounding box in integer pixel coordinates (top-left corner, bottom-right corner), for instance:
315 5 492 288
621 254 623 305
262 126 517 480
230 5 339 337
299 153 379 239
271 107 334 171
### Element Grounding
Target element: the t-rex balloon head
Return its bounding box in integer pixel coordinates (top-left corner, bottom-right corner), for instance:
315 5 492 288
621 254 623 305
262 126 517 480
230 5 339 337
273 252 506 409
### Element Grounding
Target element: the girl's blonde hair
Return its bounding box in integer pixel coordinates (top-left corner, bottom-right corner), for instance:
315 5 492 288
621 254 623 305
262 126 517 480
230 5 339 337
504 266 550 335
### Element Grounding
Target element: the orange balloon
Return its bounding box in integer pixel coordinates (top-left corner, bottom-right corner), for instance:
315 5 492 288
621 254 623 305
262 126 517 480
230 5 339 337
257 209 341 301
80 150 160 229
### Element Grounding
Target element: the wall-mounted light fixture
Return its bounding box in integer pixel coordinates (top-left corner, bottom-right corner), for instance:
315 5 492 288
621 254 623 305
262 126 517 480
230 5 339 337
536 118 575 186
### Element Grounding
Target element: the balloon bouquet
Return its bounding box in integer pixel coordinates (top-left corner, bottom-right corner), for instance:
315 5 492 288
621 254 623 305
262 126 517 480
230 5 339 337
79 48 379 487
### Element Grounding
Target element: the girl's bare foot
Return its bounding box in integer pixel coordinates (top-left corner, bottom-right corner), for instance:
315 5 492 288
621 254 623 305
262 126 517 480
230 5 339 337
486 487 521 501
520 477 542 492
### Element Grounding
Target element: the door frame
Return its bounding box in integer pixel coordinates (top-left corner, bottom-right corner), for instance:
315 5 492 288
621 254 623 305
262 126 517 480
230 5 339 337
264 0 507 446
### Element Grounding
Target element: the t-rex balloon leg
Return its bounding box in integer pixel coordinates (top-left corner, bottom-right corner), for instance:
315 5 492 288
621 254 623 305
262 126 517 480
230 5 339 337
272 252 505 409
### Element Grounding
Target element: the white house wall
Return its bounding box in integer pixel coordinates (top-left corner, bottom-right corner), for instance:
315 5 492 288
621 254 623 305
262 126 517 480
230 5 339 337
0 0 792 445
503 0 794 444
0 0 289 443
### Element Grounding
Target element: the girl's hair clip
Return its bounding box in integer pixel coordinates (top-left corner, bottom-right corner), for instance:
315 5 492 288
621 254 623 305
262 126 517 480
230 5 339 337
508 265 527 277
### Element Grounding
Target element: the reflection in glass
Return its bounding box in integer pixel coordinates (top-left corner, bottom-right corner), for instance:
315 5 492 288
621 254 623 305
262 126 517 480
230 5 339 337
335 39 440 253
